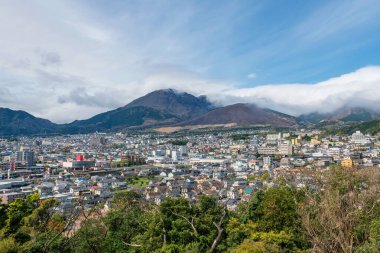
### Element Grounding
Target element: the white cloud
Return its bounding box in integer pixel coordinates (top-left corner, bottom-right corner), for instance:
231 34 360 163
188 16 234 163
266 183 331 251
69 22 112 43
0 1 380 123
247 73 256 79
207 66 380 116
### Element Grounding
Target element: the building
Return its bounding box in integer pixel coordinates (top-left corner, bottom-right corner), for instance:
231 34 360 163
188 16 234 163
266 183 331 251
1 192 26 204
351 131 370 145
263 157 272 167
266 133 281 144
257 146 277 155
328 148 341 158
178 145 188 155
171 151 178 161
62 154 95 171
278 141 293 155
341 157 353 168
15 149 35 169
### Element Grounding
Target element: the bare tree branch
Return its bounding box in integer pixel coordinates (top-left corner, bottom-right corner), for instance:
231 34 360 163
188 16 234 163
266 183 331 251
210 208 227 253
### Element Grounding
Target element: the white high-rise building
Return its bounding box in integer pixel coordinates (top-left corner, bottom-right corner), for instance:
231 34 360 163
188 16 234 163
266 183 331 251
351 131 370 144
263 156 272 166
278 141 293 155
171 151 178 161
266 133 281 144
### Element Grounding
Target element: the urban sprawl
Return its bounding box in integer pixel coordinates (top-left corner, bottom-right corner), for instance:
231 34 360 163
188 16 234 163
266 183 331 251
1 128 379 215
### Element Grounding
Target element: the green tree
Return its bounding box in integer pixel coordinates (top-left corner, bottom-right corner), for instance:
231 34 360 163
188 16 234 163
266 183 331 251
0 237 19 253
154 196 228 252
356 218 380 252
227 186 308 252
70 218 106 253
25 198 60 232
0 204 7 229
2 194 38 235
102 203 150 252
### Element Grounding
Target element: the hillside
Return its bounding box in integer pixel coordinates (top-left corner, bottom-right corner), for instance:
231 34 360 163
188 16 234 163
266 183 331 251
300 107 380 123
5 90 380 136
63 89 214 133
63 106 180 133
324 119 380 135
181 103 298 127
298 112 332 124
125 89 213 120
326 107 379 122
0 108 57 136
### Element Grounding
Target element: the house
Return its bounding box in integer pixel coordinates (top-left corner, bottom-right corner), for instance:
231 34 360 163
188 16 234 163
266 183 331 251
1 192 26 204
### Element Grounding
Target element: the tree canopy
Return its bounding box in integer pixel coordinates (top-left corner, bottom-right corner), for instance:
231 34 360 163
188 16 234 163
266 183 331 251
1 168 380 252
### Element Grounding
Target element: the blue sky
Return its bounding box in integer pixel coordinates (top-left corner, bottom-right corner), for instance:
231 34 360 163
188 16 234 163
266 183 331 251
91 0 380 85
1 0 380 122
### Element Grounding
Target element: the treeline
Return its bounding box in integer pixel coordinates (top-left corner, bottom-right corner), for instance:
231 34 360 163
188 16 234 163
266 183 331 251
231 134 250 141
323 119 380 136
170 140 188 146
2 168 380 252
111 159 145 167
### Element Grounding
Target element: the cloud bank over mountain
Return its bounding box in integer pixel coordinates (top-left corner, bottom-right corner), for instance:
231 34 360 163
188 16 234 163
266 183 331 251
1 1 380 122
124 66 380 118
210 66 380 116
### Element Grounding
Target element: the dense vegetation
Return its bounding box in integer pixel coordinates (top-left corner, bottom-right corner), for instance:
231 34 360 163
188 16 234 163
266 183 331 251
324 119 380 135
231 134 250 141
1 168 380 252
170 140 188 146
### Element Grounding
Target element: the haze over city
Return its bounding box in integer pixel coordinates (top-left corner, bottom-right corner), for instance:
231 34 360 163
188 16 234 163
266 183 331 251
1 0 380 122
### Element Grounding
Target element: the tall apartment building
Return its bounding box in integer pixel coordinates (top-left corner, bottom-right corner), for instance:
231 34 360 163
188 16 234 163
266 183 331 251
351 131 370 144
15 149 35 169
278 141 293 155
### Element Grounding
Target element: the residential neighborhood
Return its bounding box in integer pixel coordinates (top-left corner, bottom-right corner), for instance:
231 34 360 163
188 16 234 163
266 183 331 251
1 128 379 213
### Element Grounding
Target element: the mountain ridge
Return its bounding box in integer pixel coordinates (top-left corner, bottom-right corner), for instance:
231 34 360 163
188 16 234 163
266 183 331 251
298 107 380 123
124 89 214 120
0 108 57 136
60 89 214 133
180 103 298 127
3 89 380 136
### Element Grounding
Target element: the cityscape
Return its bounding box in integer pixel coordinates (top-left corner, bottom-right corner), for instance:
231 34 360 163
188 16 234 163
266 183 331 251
1 126 379 211
1 1 380 252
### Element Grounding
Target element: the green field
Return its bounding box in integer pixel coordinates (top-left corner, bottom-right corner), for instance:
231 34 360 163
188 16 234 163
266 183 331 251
127 176 150 187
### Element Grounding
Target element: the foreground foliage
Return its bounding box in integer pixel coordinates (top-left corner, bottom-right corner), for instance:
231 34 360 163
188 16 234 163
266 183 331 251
1 168 380 252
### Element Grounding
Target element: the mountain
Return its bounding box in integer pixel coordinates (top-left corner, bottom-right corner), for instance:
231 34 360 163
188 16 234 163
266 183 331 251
324 119 380 136
299 107 380 123
11 90 380 136
0 108 57 136
297 112 332 124
63 106 180 133
180 103 298 127
63 89 214 133
326 107 380 122
125 89 213 119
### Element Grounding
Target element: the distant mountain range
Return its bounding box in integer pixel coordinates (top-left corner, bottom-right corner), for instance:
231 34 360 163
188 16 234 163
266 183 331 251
1 89 379 136
299 107 380 124
63 89 214 133
325 119 380 135
0 108 57 136
0 89 215 135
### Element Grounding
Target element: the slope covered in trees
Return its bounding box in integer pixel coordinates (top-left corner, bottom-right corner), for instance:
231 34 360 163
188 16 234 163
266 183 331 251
324 119 380 136
1 168 380 252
